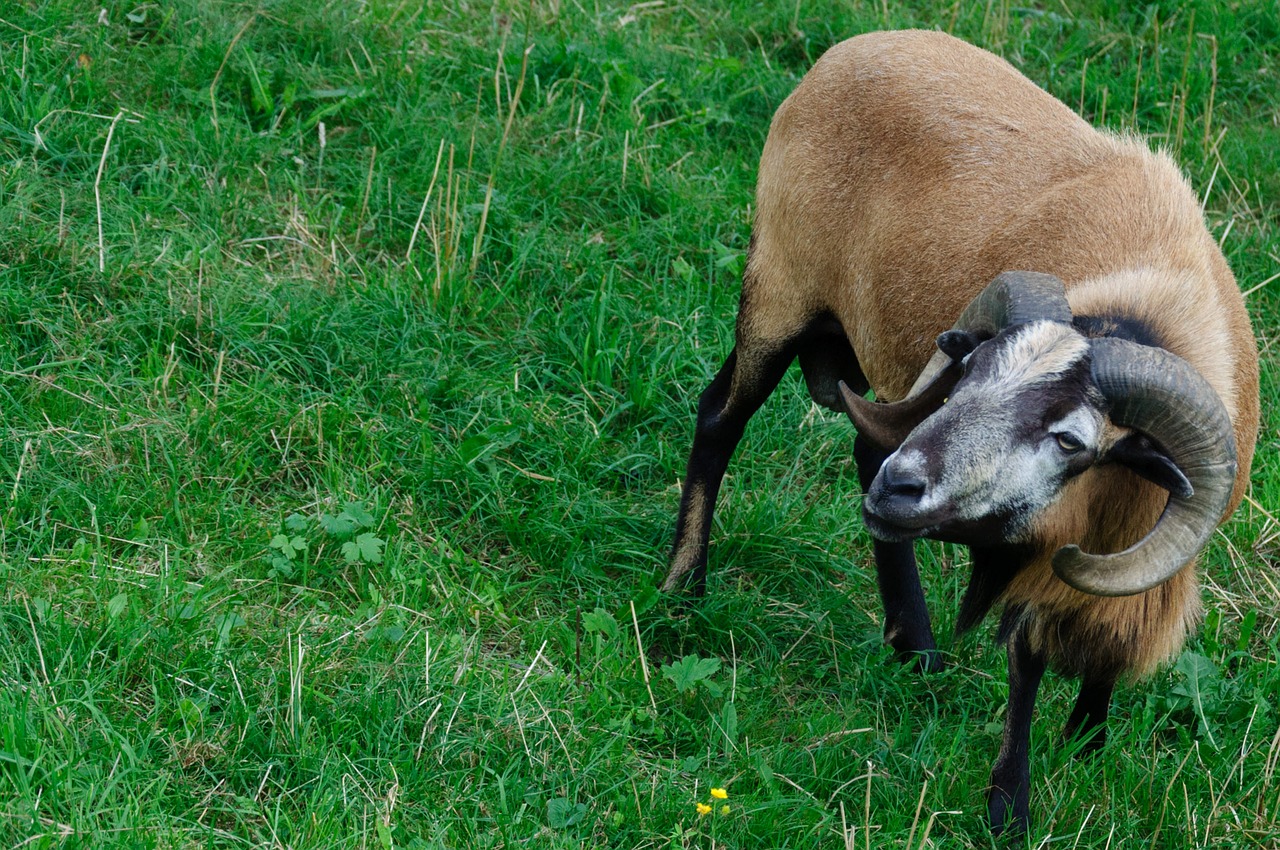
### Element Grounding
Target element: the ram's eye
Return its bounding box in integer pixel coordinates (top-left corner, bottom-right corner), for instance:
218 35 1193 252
1055 432 1084 453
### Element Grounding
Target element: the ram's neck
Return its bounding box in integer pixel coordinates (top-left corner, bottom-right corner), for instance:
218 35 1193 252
1069 312 1164 348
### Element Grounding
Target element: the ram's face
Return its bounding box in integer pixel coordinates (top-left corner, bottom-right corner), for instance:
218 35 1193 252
863 321 1108 544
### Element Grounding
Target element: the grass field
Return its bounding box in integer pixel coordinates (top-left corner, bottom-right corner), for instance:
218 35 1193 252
2 0 1278 847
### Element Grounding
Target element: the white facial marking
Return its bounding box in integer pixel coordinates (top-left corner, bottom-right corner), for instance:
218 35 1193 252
985 321 1091 389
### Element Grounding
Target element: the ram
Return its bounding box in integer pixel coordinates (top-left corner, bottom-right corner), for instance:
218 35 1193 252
661 30 1259 834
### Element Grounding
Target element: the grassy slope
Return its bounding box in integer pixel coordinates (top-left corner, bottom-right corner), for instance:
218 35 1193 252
1 0 1278 847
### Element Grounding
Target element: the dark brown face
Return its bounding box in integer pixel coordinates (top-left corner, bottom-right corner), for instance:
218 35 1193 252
863 322 1106 545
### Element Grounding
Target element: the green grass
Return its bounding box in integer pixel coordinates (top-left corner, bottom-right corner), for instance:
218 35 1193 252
1 0 1278 847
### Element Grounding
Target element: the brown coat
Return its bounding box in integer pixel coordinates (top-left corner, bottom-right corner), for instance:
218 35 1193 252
745 29 1258 676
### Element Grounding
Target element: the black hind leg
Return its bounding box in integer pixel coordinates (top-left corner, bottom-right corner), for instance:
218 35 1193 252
797 313 868 410
854 435 940 672
663 343 796 595
797 317 938 669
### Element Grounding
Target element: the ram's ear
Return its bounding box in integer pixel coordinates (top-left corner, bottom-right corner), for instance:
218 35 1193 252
936 329 982 362
1107 432 1193 499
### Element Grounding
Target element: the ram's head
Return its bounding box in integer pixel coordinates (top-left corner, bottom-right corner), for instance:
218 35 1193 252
840 272 1237 597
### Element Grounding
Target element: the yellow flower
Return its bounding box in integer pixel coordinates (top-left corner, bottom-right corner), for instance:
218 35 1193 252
720 805 731 815
696 802 712 816
710 787 728 800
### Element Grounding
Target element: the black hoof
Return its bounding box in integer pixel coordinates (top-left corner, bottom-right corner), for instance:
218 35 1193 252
660 563 708 598
885 627 942 673
987 788 1030 840
899 646 943 673
1062 721 1107 757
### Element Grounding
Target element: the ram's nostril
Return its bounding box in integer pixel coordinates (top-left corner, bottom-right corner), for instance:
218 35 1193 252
894 479 927 499
881 464 927 501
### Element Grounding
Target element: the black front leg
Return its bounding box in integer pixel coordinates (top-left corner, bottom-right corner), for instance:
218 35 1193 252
854 435 940 672
988 617 1046 836
1063 672 1116 754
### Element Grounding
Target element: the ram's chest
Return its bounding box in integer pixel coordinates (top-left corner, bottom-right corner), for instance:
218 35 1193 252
1010 574 1201 679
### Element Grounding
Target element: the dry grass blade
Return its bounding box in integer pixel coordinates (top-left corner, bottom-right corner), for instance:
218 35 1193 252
94 110 125 273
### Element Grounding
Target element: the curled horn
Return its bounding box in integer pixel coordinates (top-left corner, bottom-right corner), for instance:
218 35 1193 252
952 270 1073 336
843 271 1072 451
1052 338 1237 597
